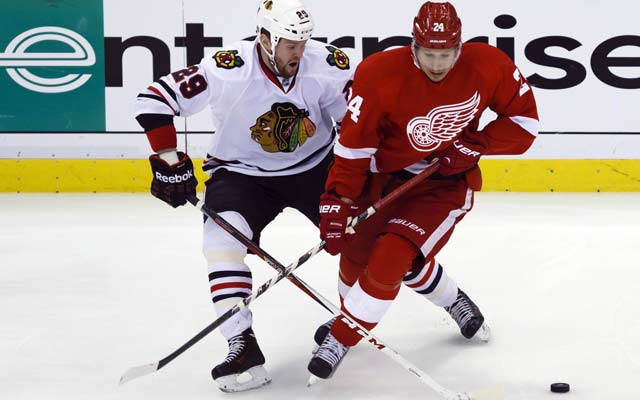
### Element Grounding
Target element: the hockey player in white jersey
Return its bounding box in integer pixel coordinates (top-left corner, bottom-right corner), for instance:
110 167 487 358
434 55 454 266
134 0 352 392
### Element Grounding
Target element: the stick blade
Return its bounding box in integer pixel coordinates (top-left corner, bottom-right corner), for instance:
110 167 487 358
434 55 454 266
470 384 505 400
119 362 159 385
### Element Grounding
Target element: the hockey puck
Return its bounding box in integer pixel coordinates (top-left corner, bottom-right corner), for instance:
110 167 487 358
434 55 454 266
550 383 570 393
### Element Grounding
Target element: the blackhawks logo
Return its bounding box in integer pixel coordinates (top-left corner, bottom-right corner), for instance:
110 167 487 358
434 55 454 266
325 46 350 70
250 103 317 153
213 50 245 69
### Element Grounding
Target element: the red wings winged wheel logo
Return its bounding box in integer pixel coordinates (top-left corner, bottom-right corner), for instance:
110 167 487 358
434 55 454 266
406 91 481 152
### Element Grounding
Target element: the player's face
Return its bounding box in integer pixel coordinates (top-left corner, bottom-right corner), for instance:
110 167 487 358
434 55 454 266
274 38 307 78
414 45 460 82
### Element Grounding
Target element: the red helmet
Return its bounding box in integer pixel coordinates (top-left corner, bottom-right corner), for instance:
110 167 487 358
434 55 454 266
412 2 462 49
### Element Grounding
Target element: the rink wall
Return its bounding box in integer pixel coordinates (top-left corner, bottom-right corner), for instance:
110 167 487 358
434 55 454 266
1 0 639 192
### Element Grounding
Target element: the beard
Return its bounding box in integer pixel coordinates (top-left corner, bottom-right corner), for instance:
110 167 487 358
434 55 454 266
276 59 300 78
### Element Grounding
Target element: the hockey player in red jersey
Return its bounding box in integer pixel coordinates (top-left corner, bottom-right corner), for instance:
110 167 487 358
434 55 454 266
134 0 352 392
308 1 539 379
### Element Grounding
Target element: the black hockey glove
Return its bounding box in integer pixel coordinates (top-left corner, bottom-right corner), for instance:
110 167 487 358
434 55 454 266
149 151 198 208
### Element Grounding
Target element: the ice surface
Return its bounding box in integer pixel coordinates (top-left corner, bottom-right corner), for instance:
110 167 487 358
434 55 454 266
1 193 639 400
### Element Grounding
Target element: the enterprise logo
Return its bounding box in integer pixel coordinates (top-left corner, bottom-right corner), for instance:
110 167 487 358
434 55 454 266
0 26 95 93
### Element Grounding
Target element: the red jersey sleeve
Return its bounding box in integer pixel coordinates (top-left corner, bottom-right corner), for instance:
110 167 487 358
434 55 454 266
325 58 386 200
481 47 539 155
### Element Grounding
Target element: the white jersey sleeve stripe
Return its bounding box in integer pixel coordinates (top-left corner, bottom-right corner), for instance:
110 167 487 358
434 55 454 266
135 93 175 117
403 159 436 175
146 86 178 115
509 115 539 137
334 141 377 160
151 80 181 113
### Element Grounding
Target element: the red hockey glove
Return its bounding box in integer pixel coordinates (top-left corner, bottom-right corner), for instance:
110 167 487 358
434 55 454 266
319 192 359 256
435 130 489 176
149 151 198 208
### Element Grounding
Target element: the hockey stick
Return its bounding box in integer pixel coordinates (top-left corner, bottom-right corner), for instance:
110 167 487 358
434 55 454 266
186 197 333 314
119 161 440 385
307 306 504 400
307 308 503 400
189 167 500 399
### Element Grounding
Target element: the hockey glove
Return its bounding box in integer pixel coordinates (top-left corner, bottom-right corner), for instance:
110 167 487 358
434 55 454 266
149 151 198 208
319 192 359 255
436 129 489 176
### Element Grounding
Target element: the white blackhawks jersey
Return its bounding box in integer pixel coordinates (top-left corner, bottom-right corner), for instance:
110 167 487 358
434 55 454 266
135 39 353 176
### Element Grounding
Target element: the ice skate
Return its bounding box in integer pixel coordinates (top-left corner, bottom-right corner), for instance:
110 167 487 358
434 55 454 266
444 289 491 342
313 316 337 348
211 328 271 392
307 332 350 381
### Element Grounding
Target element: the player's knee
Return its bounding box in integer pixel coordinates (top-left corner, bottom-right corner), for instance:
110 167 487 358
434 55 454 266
363 233 419 294
339 253 365 286
403 256 433 283
202 211 253 261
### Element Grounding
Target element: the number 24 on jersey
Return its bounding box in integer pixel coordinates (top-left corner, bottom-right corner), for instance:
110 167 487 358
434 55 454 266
347 93 364 123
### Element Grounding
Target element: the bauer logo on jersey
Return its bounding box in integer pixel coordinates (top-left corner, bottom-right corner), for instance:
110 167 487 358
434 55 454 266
406 92 481 152
325 46 350 70
213 50 245 69
250 102 317 153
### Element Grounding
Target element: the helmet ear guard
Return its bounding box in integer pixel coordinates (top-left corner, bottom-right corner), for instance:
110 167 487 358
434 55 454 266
256 0 314 72
412 1 461 49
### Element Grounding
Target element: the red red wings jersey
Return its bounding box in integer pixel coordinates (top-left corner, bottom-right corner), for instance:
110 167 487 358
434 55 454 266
328 43 539 199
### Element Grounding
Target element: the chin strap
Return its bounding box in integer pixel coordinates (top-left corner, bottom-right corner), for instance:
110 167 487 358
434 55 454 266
266 50 281 75
263 37 282 76
410 42 422 70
